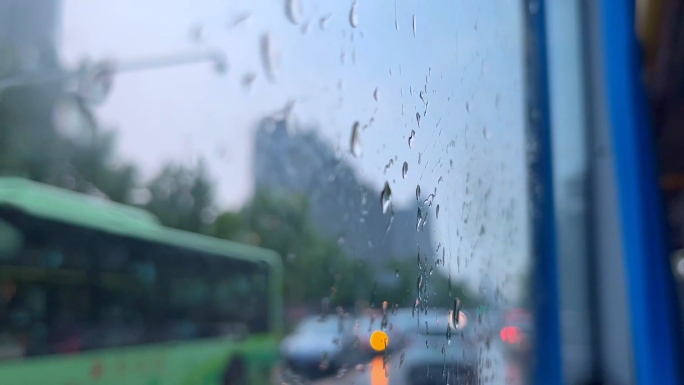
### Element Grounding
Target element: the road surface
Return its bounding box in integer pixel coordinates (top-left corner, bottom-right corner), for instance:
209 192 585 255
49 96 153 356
277 340 525 385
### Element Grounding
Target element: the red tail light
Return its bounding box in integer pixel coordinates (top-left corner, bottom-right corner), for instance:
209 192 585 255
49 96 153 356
500 326 523 344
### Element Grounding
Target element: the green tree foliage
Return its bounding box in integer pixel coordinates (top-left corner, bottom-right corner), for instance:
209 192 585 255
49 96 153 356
0 86 138 203
145 159 214 233
211 189 373 309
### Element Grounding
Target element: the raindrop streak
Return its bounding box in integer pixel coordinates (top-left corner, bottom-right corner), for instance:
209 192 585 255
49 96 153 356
416 207 424 231
384 213 394 237
381 182 392 214
436 204 440 218
394 1 399 31
285 0 303 25
349 2 359 28
452 298 462 327
399 351 406 367
416 112 421 128
373 87 379 101
417 275 424 296
350 122 362 157
260 34 279 83
402 162 409 179
412 15 417 37
408 130 416 148
416 185 421 201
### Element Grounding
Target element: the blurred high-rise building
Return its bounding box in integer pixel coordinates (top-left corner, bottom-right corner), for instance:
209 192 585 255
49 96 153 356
253 118 436 268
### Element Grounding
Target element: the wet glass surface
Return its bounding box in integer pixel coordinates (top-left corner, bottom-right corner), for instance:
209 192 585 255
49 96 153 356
0 1 533 384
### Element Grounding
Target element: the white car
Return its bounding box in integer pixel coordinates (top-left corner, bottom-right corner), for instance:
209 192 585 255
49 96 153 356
280 315 356 378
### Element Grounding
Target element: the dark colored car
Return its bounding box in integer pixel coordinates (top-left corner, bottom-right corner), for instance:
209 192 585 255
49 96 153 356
392 308 479 385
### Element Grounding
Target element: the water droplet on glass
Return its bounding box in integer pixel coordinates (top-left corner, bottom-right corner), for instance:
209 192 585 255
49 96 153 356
438 176 443 184
452 298 462 327
319 352 330 371
436 204 440 218
412 15 417 37
395 268 399 277
418 152 422 165
373 87 379 101
349 2 359 28
189 24 203 43
416 207 424 231
416 184 421 201
425 320 429 334
446 325 452 344
381 182 392 214
483 126 493 140
417 275 424 294
241 73 256 91
337 235 345 245
384 212 394 236
400 350 406 367
285 0 303 25
319 15 332 30
231 13 252 28
465 102 470 112
402 162 409 179
423 193 434 207
416 112 421 127
260 34 280 83
408 130 416 148
426 340 429 348
350 122 362 157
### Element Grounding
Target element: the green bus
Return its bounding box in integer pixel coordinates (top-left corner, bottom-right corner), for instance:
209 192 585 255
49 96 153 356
0 177 283 385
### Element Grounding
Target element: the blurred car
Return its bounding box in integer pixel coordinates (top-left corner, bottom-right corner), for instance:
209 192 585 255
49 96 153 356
499 308 533 359
280 315 355 378
393 308 479 385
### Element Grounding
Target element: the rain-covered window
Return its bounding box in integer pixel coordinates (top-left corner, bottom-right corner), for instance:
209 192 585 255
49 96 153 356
0 0 533 384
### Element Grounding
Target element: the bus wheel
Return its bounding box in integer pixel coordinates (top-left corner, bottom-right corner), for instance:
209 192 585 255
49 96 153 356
223 356 247 385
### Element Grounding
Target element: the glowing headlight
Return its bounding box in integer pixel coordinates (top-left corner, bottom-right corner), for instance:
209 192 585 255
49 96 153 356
369 330 389 352
448 310 468 330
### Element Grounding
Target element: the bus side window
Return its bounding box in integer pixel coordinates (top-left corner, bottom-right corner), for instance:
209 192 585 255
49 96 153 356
213 260 269 335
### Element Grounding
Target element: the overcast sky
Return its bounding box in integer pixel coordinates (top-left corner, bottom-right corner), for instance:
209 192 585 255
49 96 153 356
58 0 530 301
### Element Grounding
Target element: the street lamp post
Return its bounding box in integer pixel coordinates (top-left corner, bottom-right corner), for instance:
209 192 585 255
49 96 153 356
0 49 227 104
